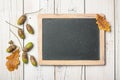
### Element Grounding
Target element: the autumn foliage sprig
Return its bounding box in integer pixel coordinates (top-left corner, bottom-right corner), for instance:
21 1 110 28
5 9 43 71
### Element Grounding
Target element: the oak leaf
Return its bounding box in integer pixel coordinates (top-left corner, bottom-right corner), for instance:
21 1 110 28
6 49 20 71
96 14 111 32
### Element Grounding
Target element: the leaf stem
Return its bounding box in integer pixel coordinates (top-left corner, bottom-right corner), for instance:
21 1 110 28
25 8 43 15
5 21 21 29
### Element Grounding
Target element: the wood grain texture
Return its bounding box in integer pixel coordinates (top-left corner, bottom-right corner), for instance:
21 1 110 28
24 0 55 80
0 0 117 80
0 0 24 80
115 0 120 79
24 0 41 80
54 0 86 80
0 0 11 79
85 0 115 80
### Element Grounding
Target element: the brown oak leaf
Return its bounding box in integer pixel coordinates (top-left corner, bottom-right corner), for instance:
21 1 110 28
6 49 20 71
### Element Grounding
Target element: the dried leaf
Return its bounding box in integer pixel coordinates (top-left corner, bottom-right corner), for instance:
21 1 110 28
6 49 20 71
96 14 111 32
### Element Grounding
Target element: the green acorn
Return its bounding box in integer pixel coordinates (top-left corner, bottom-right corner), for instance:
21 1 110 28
6 46 14 53
23 42 33 52
30 55 37 66
6 44 16 53
26 24 34 34
22 52 28 64
17 15 27 25
18 28 25 39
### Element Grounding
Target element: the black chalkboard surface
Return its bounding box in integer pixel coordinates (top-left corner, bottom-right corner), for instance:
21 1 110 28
38 14 105 65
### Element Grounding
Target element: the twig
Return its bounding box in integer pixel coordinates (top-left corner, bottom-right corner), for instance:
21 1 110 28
10 29 23 49
25 8 43 15
5 21 21 29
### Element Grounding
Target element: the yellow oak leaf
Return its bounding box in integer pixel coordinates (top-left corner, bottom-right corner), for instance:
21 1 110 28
96 14 111 32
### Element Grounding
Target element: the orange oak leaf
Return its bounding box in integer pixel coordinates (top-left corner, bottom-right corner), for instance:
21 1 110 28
6 49 20 71
96 14 111 32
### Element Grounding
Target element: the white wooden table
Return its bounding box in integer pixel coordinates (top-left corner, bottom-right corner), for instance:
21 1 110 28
0 0 119 80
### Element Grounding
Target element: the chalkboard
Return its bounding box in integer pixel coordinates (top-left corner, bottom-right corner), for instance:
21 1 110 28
38 14 105 65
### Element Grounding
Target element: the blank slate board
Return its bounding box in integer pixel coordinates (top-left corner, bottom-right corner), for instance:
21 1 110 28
38 14 105 65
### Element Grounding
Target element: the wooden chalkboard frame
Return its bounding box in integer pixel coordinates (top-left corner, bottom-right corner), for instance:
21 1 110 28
38 14 105 65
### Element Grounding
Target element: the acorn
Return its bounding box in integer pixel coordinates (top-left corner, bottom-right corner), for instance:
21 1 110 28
26 24 34 34
6 46 14 53
30 55 37 66
8 40 13 44
22 52 28 64
11 44 17 50
18 28 25 39
6 40 17 53
23 42 33 52
17 15 27 25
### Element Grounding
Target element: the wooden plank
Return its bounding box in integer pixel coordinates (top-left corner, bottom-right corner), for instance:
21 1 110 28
0 0 24 80
24 0 55 80
85 0 115 80
23 0 40 79
115 0 120 79
54 0 84 14
0 1 11 80
54 0 86 80
9 0 24 79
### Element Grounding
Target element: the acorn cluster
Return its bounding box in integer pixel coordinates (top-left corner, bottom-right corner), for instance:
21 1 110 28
6 14 37 67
